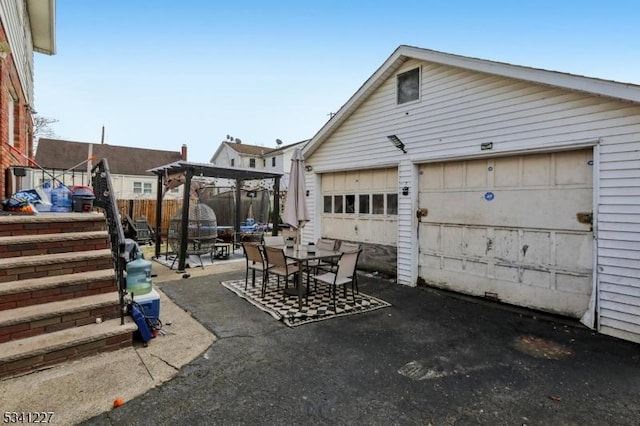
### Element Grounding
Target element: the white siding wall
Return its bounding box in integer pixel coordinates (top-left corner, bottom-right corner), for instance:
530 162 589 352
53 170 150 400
597 136 640 342
306 59 640 341
0 1 35 104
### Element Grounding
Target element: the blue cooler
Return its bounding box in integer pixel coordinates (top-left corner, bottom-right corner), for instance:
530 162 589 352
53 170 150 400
131 288 160 321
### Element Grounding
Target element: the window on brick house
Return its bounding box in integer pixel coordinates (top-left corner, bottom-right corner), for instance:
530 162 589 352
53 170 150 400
7 96 14 146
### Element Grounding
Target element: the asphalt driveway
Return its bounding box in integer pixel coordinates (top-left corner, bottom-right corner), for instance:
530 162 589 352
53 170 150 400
83 271 640 425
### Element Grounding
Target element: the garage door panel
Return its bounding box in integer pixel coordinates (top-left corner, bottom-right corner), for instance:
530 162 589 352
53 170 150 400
443 256 464 272
555 150 592 185
422 188 591 231
520 231 551 265
464 227 488 258
557 273 592 294
520 268 551 288
442 226 463 256
420 224 441 252
522 154 551 186
465 259 488 276
465 161 488 188
494 157 520 187
494 229 519 262
556 232 593 270
418 149 593 318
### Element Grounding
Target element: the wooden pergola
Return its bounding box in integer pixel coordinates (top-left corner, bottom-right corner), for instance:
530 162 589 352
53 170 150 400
148 161 283 272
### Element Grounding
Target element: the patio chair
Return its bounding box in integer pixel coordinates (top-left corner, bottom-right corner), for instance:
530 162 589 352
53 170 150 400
242 242 272 292
262 235 285 246
337 242 362 293
281 227 298 244
310 250 361 312
308 238 339 274
264 245 300 299
338 241 361 253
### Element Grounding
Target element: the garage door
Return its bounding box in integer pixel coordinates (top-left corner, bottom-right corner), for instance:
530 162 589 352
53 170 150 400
418 149 593 318
321 168 398 245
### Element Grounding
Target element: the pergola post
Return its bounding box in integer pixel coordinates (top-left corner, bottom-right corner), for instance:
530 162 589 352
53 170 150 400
272 176 280 236
154 174 163 258
235 179 242 246
177 170 193 272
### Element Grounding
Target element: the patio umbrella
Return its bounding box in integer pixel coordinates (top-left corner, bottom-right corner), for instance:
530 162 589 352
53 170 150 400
283 148 310 242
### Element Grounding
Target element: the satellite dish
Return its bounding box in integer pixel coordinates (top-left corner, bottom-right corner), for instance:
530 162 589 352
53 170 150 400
226 134 231 140
275 139 283 145
235 138 242 144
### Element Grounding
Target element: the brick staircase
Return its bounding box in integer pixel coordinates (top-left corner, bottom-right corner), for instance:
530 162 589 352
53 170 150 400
0 212 137 379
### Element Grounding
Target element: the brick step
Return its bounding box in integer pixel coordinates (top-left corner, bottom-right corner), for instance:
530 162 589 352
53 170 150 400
0 317 137 379
0 231 110 259
0 212 107 237
0 292 121 343
0 249 113 283
0 269 116 311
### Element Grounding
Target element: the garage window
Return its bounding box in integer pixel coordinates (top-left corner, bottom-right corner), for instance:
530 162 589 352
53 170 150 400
387 193 398 215
372 194 384 214
334 195 343 213
345 195 355 214
323 196 332 213
359 194 370 214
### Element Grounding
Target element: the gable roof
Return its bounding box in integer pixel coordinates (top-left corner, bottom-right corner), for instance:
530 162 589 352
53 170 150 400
304 44 640 158
35 138 183 176
210 140 309 163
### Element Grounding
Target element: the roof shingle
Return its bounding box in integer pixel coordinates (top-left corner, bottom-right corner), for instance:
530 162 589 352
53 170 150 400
35 138 183 176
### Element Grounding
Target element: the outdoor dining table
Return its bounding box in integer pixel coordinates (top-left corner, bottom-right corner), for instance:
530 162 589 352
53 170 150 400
282 244 341 309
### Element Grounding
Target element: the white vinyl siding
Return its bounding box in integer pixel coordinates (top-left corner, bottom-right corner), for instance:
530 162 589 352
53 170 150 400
305 58 640 343
596 136 640 343
0 1 35 105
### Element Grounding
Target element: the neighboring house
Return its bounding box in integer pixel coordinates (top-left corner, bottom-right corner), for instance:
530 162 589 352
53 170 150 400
302 45 640 344
0 0 55 200
209 139 308 191
26 138 187 200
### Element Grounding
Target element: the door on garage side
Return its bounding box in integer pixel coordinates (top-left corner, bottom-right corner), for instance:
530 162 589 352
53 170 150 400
418 149 593 318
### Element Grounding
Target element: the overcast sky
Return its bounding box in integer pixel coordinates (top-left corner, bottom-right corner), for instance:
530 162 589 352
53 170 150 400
33 0 640 161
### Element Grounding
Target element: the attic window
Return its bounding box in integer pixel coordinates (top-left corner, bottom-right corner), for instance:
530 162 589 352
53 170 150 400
397 67 420 104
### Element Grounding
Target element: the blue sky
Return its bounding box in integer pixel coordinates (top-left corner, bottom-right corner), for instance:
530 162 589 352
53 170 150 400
34 0 640 162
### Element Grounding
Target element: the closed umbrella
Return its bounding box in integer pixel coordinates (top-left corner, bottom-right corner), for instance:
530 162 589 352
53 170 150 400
283 148 310 243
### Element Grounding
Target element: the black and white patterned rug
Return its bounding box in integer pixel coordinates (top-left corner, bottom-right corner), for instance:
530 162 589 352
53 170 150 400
221 275 392 327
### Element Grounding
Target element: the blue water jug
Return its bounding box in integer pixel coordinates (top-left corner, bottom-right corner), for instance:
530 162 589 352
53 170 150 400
126 252 152 295
50 184 72 212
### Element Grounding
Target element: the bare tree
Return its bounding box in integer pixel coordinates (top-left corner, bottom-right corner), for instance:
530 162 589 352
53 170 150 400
32 115 58 153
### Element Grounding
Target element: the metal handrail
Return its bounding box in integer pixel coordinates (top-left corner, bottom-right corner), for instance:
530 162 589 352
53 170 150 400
91 159 126 325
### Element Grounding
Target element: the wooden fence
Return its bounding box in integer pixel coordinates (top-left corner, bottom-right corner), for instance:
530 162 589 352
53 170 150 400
117 199 182 236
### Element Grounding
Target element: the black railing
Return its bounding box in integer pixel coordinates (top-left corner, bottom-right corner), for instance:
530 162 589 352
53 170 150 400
91 159 126 325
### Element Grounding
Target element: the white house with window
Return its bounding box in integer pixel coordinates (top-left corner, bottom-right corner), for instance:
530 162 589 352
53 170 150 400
209 139 308 191
24 138 186 200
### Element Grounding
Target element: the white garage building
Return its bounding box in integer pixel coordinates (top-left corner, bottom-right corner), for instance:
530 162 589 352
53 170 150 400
301 45 640 344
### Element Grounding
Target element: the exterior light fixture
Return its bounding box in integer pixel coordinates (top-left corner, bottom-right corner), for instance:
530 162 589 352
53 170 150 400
387 135 407 153
305 165 313 172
